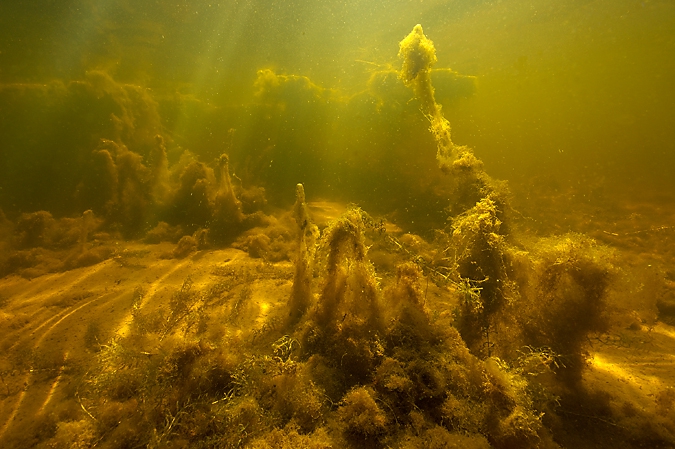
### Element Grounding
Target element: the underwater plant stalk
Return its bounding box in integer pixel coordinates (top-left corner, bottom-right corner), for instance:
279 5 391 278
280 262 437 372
216 153 243 219
79 209 94 252
288 183 317 325
399 24 460 173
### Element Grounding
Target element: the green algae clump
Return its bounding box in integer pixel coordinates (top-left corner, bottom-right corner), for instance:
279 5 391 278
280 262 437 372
398 24 438 107
399 24 460 173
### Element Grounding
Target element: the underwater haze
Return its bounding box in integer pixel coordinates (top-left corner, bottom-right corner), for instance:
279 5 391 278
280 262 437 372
1 0 673 214
1 1 675 448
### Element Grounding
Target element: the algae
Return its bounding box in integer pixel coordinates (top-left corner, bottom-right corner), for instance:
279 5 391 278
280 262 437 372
287 183 319 325
398 24 463 173
0 19 673 449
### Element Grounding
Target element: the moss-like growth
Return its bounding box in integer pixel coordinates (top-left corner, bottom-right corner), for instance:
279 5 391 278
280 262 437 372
314 208 382 331
14 210 56 249
214 154 245 224
449 197 516 356
337 386 388 438
143 221 184 243
383 262 436 348
78 138 163 237
256 359 326 432
48 419 97 449
209 153 269 243
112 139 153 236
399 426 491 449
298 208 384 388
249 424 333 449
518 234 614 386
0 209 112 276
399 25 438 114
78 146 119 217
62 209 110 269
171 234 198 259
170 157 216 231
233 215 296 262
78 209 95 250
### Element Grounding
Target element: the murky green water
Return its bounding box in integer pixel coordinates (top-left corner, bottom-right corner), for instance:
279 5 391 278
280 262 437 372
2 0 673 215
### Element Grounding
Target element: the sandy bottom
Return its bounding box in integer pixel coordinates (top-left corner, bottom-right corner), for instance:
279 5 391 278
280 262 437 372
0 243 289 440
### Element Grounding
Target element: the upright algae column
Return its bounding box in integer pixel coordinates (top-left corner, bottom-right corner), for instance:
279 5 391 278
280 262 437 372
399 24 465 173
287 183 318 325
399 24 506 219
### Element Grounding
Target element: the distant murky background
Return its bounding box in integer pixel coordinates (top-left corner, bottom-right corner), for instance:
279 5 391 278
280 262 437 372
1 0 674 229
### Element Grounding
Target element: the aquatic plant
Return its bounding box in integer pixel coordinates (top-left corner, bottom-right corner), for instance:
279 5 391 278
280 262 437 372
149 134 170 205
287 183 319 325
212 154 245 227
449 196 515 357
398 24 462 173
79 145 119 217
518 234 615 386
399 25 510 218
296 208 385 389
169 157 216 231
337 386 388 438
